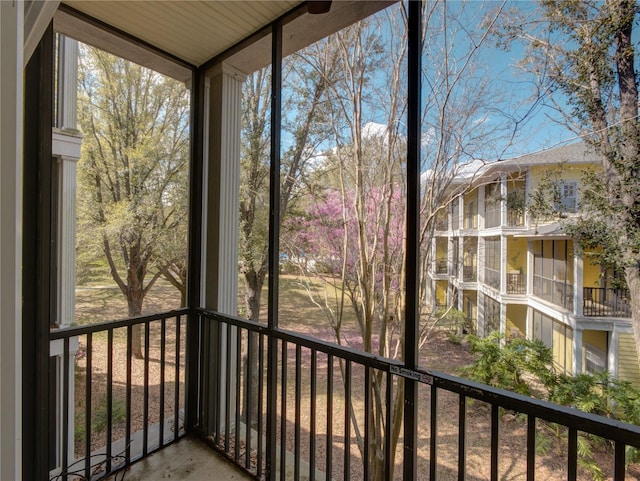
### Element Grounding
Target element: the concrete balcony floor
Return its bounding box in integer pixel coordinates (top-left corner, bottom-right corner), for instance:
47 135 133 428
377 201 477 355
105 437 253 481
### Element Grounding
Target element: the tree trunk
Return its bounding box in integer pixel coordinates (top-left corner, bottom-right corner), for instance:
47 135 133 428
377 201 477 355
625 266 640 372
128 276 145 359
242 265 267 423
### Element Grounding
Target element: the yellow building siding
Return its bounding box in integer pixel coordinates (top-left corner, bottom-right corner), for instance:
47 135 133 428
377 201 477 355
435 280 448 306
506 304 526 339
583 330 607 353
618 334 640 385
583 255 602 288
507 237 527 273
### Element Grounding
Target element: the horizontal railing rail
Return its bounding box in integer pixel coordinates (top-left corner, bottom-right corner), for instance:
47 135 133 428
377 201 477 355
49 308 189 481
196 308 640 481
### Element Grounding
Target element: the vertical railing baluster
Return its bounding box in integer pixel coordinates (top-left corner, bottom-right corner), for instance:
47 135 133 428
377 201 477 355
430 387 437 480
246 329 253 470
225 323 232 452
527 415 535 481
143 321 150 456
344 360 351 481
235 327 242 463
567 427 577 481
62 338 70 480
491 404 499 481
85 333 93 480
174 315 181 441
363 367 370 481
458 394 466 481
258 333 265 477
326 354 333 481
213 316 221 444
294 345 302 481
384 371 392 481
310 350 317 481
106 329 114 473
126 326 132 464
614 441 626 481
280 341 288 481
159 317 166 447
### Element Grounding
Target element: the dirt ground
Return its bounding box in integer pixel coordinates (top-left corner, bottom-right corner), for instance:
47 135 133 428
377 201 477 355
73 277 640 481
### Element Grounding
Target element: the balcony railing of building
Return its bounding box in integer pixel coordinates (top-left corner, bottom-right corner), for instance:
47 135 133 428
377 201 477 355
49 309 188 481
463 265 477 282
583 287 631 318
507 209 525 227
48 307 640 481
435 259 448 274
533 275 574 311
507 271 526 294
484 267 500 290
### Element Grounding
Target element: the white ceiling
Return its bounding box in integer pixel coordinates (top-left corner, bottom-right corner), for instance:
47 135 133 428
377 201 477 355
55 1 394 81
61 1 301 67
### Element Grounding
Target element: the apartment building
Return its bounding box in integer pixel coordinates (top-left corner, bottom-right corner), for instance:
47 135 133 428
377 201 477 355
428 142 640 385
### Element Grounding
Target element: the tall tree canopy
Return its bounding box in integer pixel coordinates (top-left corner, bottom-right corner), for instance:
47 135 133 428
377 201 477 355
77 46 190 356
502 0 640 367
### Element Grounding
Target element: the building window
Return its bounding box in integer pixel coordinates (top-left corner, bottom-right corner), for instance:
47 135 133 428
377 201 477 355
584 342 607 373
484 236 500 290
557 181 577 213
483 294 500 335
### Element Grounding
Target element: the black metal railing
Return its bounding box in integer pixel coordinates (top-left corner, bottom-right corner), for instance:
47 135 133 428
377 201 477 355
49 309 188 480
583 287 631 318
194 309 640 481
47 307 640 480
507 209 525 227
507 271 526 294
436 259 448 274
533 275 574 311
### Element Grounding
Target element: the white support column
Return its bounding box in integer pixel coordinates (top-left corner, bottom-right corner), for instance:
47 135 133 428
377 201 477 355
500 302 507 343
203 64 245 434
500 234 507 294
1 2 24 479
204 64 243 314
527 240 534 296
500 175 507 227
478 184 486 230
574 246 583 317
609 330 619 378
56 35 78 131
55 153 80 327
52 35 81 327
572 329 583 374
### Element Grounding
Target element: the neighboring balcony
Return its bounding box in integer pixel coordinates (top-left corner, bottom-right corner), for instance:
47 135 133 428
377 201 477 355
435 259 448 274
507 208 525 227
506 271 526 294
533 275 574 311
463 265 477 282
583 287 631 317
463 212 477 229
